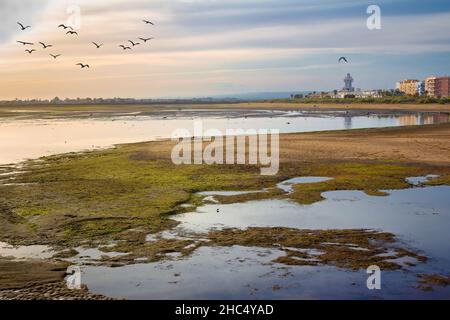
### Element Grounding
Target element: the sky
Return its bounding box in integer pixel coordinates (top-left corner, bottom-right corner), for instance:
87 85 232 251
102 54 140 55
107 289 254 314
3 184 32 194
1 0 450 99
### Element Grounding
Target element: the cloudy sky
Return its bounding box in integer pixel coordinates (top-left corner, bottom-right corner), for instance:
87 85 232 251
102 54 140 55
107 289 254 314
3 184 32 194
1 0 450 99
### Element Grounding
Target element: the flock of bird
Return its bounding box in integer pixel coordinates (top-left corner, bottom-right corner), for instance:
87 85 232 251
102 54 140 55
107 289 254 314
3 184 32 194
16 19 155 69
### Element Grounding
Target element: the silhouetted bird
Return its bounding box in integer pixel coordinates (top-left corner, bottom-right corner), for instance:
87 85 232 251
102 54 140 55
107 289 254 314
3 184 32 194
39 42 53 49
128 40 140 46
119 45 132 50
58 24 73 30
25 49 36 54
338 57 348 63
92 42 103 48
66 31 78 35
139 37 154 43
17 41 34 46
143 20 154 25
50 54 62 59
76 63 90 69
17 22 31 30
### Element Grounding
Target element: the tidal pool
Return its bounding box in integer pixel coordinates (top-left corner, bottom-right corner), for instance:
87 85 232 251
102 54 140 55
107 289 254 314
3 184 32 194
82 185 450 299
0 110 448 164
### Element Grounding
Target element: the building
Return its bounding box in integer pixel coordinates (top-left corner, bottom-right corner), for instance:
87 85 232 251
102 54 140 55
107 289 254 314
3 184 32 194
398 79 421 96
343 73 354 92
327 73 381 98
425 76 450 98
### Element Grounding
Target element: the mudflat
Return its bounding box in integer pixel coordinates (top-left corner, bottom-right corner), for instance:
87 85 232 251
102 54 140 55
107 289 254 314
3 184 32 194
1 123 449 299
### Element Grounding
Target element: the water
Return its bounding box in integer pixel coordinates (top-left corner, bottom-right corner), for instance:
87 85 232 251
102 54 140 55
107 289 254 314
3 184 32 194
82 184 450 299
0 110 448 164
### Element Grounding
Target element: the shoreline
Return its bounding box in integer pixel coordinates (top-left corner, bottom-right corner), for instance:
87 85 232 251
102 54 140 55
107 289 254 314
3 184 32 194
0 102 449 118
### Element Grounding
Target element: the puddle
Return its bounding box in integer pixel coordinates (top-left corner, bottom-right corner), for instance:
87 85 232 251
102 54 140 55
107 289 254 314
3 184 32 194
82 245 450 300
277 177 333 193
0 242 54 260
406 175 440 186
81 186 450 299
65 247 128 263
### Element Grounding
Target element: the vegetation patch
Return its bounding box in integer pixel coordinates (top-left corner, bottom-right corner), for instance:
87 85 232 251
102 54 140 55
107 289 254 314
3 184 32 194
204 227 425 270
416 274 450 291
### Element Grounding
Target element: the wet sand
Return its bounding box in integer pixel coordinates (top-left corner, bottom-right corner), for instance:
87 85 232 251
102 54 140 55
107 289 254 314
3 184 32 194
0 102 449 120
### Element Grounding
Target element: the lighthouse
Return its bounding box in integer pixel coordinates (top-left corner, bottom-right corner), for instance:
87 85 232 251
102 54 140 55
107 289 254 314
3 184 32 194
343 73 354 92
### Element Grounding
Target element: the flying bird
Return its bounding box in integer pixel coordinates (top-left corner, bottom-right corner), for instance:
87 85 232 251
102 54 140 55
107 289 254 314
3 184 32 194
76 63 90 69
17 22 31 30
119 45 132 50
50 54 62 59
92 42 103 49
25 49 36 54
143 20 154 25
66 31 78 35
17 41 34 46
338 57 349 63
58 24 73 30
138 37 154 43
128 40 140 46
39 42 53 49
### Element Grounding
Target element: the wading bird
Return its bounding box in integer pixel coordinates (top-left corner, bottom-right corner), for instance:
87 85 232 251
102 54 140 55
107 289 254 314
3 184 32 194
139 37 154 43
76 63 90 69
50 54 61 59
338 57 348 63
17 22 31 30
92 42 103 49
128 40 140 46
58 24 73 30
143 20 154 25
25 49 36 54
119 45 132 50
66 31 78 36
17 41 34 46
39 42 53 49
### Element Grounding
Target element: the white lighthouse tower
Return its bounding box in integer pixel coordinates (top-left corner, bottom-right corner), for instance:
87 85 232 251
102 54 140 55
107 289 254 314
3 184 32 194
343 73 354 92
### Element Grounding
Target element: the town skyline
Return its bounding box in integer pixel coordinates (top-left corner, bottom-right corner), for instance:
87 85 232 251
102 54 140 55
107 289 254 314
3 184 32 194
1 0 450 100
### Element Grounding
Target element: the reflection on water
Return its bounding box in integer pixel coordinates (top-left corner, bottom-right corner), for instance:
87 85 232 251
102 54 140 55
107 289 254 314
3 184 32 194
0 111 448 164
82 185 450 299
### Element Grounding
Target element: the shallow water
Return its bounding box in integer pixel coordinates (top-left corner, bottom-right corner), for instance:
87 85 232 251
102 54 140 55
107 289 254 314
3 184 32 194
0 111 448 164
82 185 450 299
